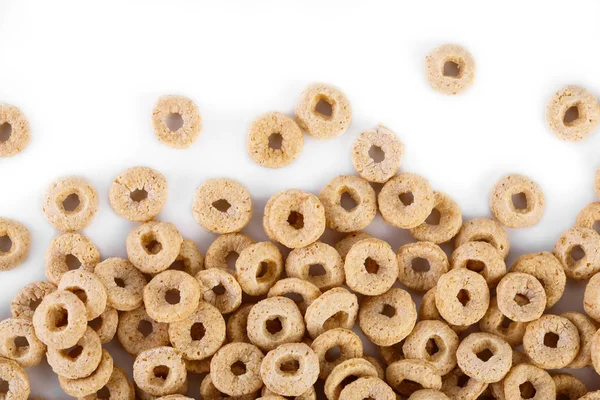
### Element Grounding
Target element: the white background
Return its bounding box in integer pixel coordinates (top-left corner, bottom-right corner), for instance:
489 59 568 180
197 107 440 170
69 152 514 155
1 0 600 396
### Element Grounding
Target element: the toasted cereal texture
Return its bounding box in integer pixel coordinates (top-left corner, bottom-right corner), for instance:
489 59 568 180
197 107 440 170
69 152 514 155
156 396 193 400
325 358 378 400
592 329 600 375
496 272 546 323
0 104 30 157
344 238 399 296
267 278 321 315
319 175 377 232
402 320 458 376
0 356 30 399
576 202 600 231
455 217 510 259
488 350 530 400
262 385 316 400
490 174 545 228
386 359 442 398
226 303 254 343
397 241 449 292
136 378 189 400
247 111 304 168
152 95 202 149
363 355 385 380
552 373 587 400
450 241 506 288
553 226 600 280
260 343 318 396
410 191 462 244
546 85 600 141
58 269 107 320
408 390 450 400
440 367 487 400
117 306 169 356
285 241 344 291
143 270 201 323
126 221 183 274
425 44 475 95
47 327 102 379
294 83 351 140
199 373 256 400
44 232 100 285
378 173 434 229
311 328 363 379
351 125 403 183
580 392 600 400
81 366 135 400
456 332 512 383
523 314 580 369
58 349 114 397
42 176 98 232
335 232 373 260
560 312 596 369
236 241 283 296
196 267 243 314
210 342 264 396
133 346 186 397
168 239 204 276
378 342 404 367
185 358 211 375
435 268 490 327
585 272 600 323
339 377 395 400
0 218 30 271
419 286 468 335
32 290 88 349
305 287 358 339
502 363 555 400
247 296 305 351
479 297 527 347
94 257 146 311
109 166 168 222
0 318 46 368
89 306 118 344
193 178 252 234
205 233 254 271
511 252 566 309
10 281 56 320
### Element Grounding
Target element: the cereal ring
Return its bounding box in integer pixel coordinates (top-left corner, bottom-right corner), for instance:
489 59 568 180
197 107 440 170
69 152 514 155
554 227 600 280
584 272 600 323
247 111 303 168
0 218 30 271
117 306 169 356
339 377 395 400
168 239 204 276
58 349 113 397
89 306 118 344
58 269 107 320
488 350 530 400
200 374 256 400
425 44 475 95
409 390 449 400
285 241 344 291
109 166 168 222
126 221 183 274
502 364 555 400
490 174 545 228
546 85 600 141
210 342 264 396
311 328 363 379
193 178 252 234
576 202 600 230
32 290 87 349
386 359 442 398
143 270 201 323
591 329 600 375
205 233 254 271
136 378 189 400
47 327 102 379
351 125 403 183
409 191 462 244
196 267 243 314
359 287 416 346
0 357 30 399
318 175 377 232
81 366 135 400
185 358 211 375
227 304 253 343
294 83 351 140
324 358 378 400
42 176 98 232
378 342 404 366
364 355 385 380
378 173 434 229
552 373 587 400
456 332 512 383
496 272 546 323
0 318 46 368
451 241 506 287
305 287 358 339
511 252 566 309
479 297 527 347
523 314 580 369
335 232 373 260
236 241 283 296
560 312 596 369
402 320 459 376
10 281 56 320
344 238 398 296
260 343 318 396
580 392 600 400
440 367 487 400
267 278 321 315
0 104 30 157
455 217 510 259
94 257 146 311
419 287 467 334
247 296 305 351
397 241 449 292
44 232 100 285
262 386 316 400
435 268 490 327
133 346 186 397
152 95 202 149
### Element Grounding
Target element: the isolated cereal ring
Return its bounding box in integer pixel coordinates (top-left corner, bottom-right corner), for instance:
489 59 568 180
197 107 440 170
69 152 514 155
479 297 527 347
47 327 102 379
168 239 204 276
339 377 395 400
546 85 600 141
425 44 475 95
450 241 506 287
44 232 100 285
205 233 254 271
10 281 56 320
58 349 113 397
435 268 489 327
0 318 46 368
58 269 107 320
503 363 555 400
419 287 467 334
169 301 226 360
247 111 304 168
440 367 487 400
133 346 186 397
285 241 344 291
89 306 118 344
305 287 358 339
32 290 87 349
260 343 319 396
397 241 449 292
0 218 30 271
311 328 363 379
81 366 134 400
378 173 434 229
552 373 587 400
324 358 378 400
344 238 398 296
94 257 146 311
0 104 30 157
109 166 168 222
456 332 512 383
227 304 253 343
196 267 243 314
294 83 351 140
152 95 202 149
455 217 510 259
523 314 580 369
351 125 403 183
200 374 256 400
236 241 283 296
335 232 373 260
585 272 600 323
319 175 377 232
386 359 442 398
511 252 566 309
117 306 169 356
409 390 449 400
0 357 30 399
126 221 183 274
210 342 264 396
42 176 98 232
267 278 321 315
359 287 416 346
553 227 600 280
496 272 546 323
193 178 252 234
144 270 201 323
402 320 459 376
378 342 404 366
409 192 462 244
560 312 596 369
247 296 305 351
592 329 600 375
490 174 545 228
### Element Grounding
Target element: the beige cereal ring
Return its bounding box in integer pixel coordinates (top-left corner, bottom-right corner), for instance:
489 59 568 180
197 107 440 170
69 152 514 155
325 358 378 400
58 349 113 397
185 357 211 375
455 217 510 259
487 350 530 400
304 287 358 339
0 356 30 399
0 318 46 368
89 306 118 344
523 314 580 369
267 278 321 315
94 257 146 311
260 343 318 396
490 174 545 228
262 386 316 400
247 296 305 351
351 125 403 184
117 306 169 356
339 377 395 400
200 373 256 400
152 95 202 149
552 373 587 400
409 191 462 244
378 173 434 229
511 252 566 309
335 232 373 260
10 281 56 321
143 270 201 323
210 342 264 397
32 290 87 349
560 312 596 369
81 366 135 400
285 241 344 291
450 241 506 288
236 241 283 296
479 297 527 347
0 218 30 271
364 355 385 380
196 267 243 314
386 359 442 398
205 233 254 271
109 166 168 222
576 202 600 231
0 104 30 157
456 332 512 383
168 239 204 276
262 189 297 241
344 238 398 296
193 178 252 234
553 226 600 280
591 329 600 375
42 176 98 232
126 221 183 274
425 44 475 95
435 268 490 327
397 241 449 292
378 342 404 366
58 269 107 321
440 367 487 400
419 287 467 334
247 111 304 168
294 83 351 140
44 232 100 285
580 392 600 400
496 272 546 323
402 320 459 376
409 389 450 400
133 346 186 397
227 303 254 343
156 396 193 400
546 85 600 142
47 327 102 379
311 328 363 379
502 363 555 400
585 272 600 323
136 378 189 400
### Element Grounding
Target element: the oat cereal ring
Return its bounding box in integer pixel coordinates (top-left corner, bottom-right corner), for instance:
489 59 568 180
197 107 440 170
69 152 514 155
418 287 468 335
335 232 373 260
193 178 252 234
546 85 600 141
247 111 304 168
580 392 600 400
311 328 363 379
199 374 256 400
260 343 319 396
591 329 600 375
0 357 30 399
227 304 253 343
451 241 506 288
152 95 202 149
351 125 403 183
236 241 283 296
408 390 450 400
304 287 358 339
247 296 305 351
324 358 378 400
511 252 566 309
58 349 113 397
409 191 462 244
0 218 30 271
503 363 555 400
425 44 475 95
94 257 146 311
496 272 546 323
294 83 351 140
359 287 416 346
456 332 512 383
262 189 298 241
364 355 385 380
126 221 183 274
58 269 107 320
117 306 169 356
169 239 204 276
81 366 135 400
435 268 490 327
32 290 87 349
488 350 530 400
344 238 398 296
552 373 587 400
42 176 98 232
45 232 100 285
523 314 580 369
143 270 201 323
378 342 404 366
205 233 254 271
440 367 487 400
196 267 243 314
210 342 265 396
402 320 459 376
109 166 168 222
285 241 344 291
386 359 442 398
0 103 30 157
455 217 510 259
490 174 545 228
0 318 46 368
89 306 118 344
267 278 321 315
585 272 600 323
185 357 211 375
318 175 377 232
576 202 600 230
560 312 596 369
397 241 449 292
47 327 102 379
553 226 600 280
339 377 395 400
262 386 316 400
136 378 189 400
378 173 434 229
133 346 186 397
10 281 56 320
479 297 527 347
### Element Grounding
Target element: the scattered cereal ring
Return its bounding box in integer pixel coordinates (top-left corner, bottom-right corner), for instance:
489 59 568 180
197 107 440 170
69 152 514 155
339 377 395 400
168 239 204 276
58 269 107 320
0 104 30 157
294 83 351 140
402 320 459 376
553 227 600 280
47 327 102 379
344 238 398 296
117 306 169 356
260 343 319 396
94 257 146 311
456 332 512 383
386 359 442 398
546 85 600 142
479 297 527 347
351 125 403 183
81 366 135 400
591 329 600 375
89 306 118 344
409 389 449 400
511 252 566 309
397 241 449 292
44 232 100 285
126 221 183 274
32 290 88 349
324 358 378 400
440 367 487 400
585 272 600 323
152 95 202 149
425 44 475 95
378 173 434 229
0 318 46 368
10 281 56 320
552 373 587 400
285 241 344 291
143 270 201 323
305 287 358 339
435 268 490 327
133 346 186 397
205 233 254 271
58 349 113 397
455 217 510 259
42 176 98 232
560 312 596 369
193 178 252 234
450 241 506 287
247 296 305 351
419 287 467 334
236 241 283 296
210 342 264 396
196 267 243 314
247 111 304 168
311 328 363 379
409 191 462 244
576 202 600 231
267 278 321 315
502 363 555 400
0 218 30 271
0 357 30 399
335 232 373 260
490 174 545 228
109 166 168 222
496 272 546 323
523 314 580 369
226 303 253 344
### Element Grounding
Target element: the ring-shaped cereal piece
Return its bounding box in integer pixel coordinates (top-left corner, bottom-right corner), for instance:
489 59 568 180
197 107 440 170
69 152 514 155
319 175 377 232
193 178 252 234
247 296 305 351
285 241 344 291
523 314 580 369
576 202 600 230
81 366 135 400
440 367 487 400
378 173 434 229
479 297 527 347
560 312 596 369
152 95 202 149
294 83 351 140
496 272 546 323
419 287 467 334
94 257 146 311
580 392 600 400
351 125 403 183
168 239 204 276
126 221 183 274
0 318 46 368
490 174 545 228
133 346 186 397
305 287 358 339
378 342 404 366
200 374 256 400
456 332 512 383
339 377 395 400
47 327 102 379
143 270 201 323
89 306 118 344
236 241 283 296
325 358 378 400
262 386 317 400
58 269 107 321
359 287 416 346
488 350 530 400
386 359 442 398
32 290 88 349
502 363 555 400
402 320 459 376
267 278 321 315
205 233 254 271
425 44 475 95
409 390 449 400
335 232 373 260
435 268 490 327
0 357 30 399
11 281 57 320
344 238 399 296
117 306 169 356
0 218 30 271
455 217 510 259
450 241 506 288
409 191 462 244
247 111 304 168
227 303 253 343
260 343 319 397
109 166 168 222
210 342 265 397
553 227 600 280
0 104 30 157
364 355 385 380
552 373 587 400
42 176 98 232
44 232 100 285
184 357 211 375
584 272 600 323
397 241 449 292
591 329 600 375
511 252 566 309
58 349 113 397
546 85 600 141
311 328 363 379
196 267 243 314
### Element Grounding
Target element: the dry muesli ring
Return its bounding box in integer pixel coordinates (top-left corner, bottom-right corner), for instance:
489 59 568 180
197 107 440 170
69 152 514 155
386 359 442 398
435 268 490 327
425 44 475 95
94 257 146 312
44 232 100 285
46 327 102 379
210 342 265 397
133 346 186 397
0 318 46 368
409 191 462 244
199 374 255 400
235 241 283 296
0 218 30 271
584 272 600 323
402 320 459 376
126 221 183 274
496 272 546 323
377 342 404 366
351 125 403 183
136 377 189 400
58 269 108 321
0 103 30 157
89 306 118 344
552 373 587 400
546 85 600 142
246 296 305 351
294 83 352 140
418 286 467 334
456 332 512 383
397 241 449 292
109 166 168 222
81 366 134 400
335 232 373 260
479 297 528 347
205 233 254 271
262 386 317 400
339 377 396 400
576 202 600 230
511 252 566 309
196 267 243 314
490 174 545 228
310 328 363 379
454 217 510 259
560 311 596 369
260 342 319 396
167 239 204 276
42 176 98 232
143 270 201 323
450 241 506 288
117 306 169 356
0 357 30 399
502 363 555 400
553 226 600 280
247 111 304 168
324 358 378 400
304 287 358 339
378 173 434 229
267 278 321 315
344 238 399 296
58 349 113 397
440 367 487 400
285 241 344 291
522 314 580 369
10 281 57 320
226 303 253 343
152 95 202 149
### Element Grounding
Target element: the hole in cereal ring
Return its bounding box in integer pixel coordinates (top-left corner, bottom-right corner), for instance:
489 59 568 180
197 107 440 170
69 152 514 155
170 259 186 271
425 208 441 225
557 395 570 400
96 386 110 399
466 259 485 273
309 264 326 277
62 344 83 360
381 304 396 318
368 145 385 163
212 283 226 296
62 193 81 212
0 123 12 143
231 360 247 376
279 358 300 374
426 338 439 356
519 381 536 399
457 289 470 306
114 277 126 288
399 192 414 206
226 252 239 271
268 133 283 150
0 379 8 395
153 365 170 380
398 380 423 396
314 97 333 118
340 375 360 389
514 293 530 306
457 374 470 388
569 245 585 263
0 235 12 253
443 60 460 77
287 211 304 230
340 191 358 211
212 199 231 213
563 105 580 125
191 322 206 341
364 257 379 274
138 320 153 337
13 336 29 357
411 257 431 273
28 297 43 313
165 289 181 305
500 316 513 330
284 292 303 303
88 316 103 331
51 307 69 330
323 311 348 330
144 237 162 255
130 188 148 202
256 262 269 279
65 254 82 270
325 346 341 362
476 348 494 362
72 288 88 303
165 113 184 131
266 317 283 335
511 192 528 211
544 332 559 348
